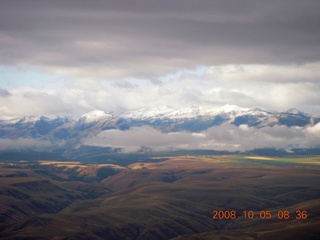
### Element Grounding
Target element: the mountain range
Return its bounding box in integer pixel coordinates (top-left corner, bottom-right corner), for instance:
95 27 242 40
0 104 319 152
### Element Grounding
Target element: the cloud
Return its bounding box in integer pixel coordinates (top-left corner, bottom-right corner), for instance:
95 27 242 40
1 122 319 152
83 126 197 152
0 88 10 97
83 123 320 152
0 0 319 80
0 138 51 150
0 87 107 117
204 63 320 83
1 63 319 118
0 1 319 116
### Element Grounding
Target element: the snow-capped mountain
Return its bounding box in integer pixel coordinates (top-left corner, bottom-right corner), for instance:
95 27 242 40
119 104 285 131
120 104 250 120
80 110 113 122
0 105 318 147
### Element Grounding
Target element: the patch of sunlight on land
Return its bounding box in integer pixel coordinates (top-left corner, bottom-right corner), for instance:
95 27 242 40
297 156 320 165
96 164 127 169
39 161 81 165
243 156 320 165
277 156 320 164
299 161 320 165
201 155 239 163
245 156 278 160
171 156 200 161
130 163 146 170
38 161 126 171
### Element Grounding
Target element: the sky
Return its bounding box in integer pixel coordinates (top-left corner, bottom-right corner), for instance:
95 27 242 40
1 0 320 118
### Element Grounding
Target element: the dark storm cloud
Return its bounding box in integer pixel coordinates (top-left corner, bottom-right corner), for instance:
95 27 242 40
1 0 319 79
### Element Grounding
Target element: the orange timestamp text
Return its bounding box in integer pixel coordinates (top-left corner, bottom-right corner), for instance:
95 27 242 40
212 210 308 220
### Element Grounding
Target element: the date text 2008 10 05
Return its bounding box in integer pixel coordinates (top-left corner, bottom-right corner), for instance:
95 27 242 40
212 210 308 220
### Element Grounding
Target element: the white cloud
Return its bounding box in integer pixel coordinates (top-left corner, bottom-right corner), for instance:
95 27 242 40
83 124 320 153
307 122 320 135
1 61 319 118
83 126 197 152
204 63 320 83
0 0 319 115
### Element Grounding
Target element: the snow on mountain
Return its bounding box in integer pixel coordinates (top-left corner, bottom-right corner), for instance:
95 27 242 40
0 105 318 142
0 105 315 125
217 104 249 113
120 107 172 120
286 108 306 115
121 104 253 120
81 110 111 118
79 110 114 123
0 114 75 126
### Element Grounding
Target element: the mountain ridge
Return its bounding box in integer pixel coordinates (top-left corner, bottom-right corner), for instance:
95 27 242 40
0 104 311 121
0 105 319 151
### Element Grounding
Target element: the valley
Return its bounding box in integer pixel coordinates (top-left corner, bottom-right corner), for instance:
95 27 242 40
0 155 319 239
